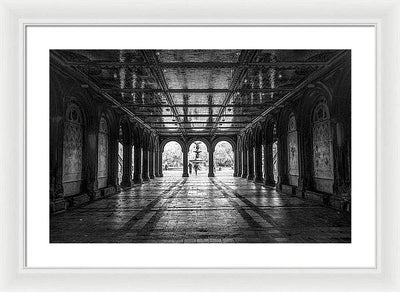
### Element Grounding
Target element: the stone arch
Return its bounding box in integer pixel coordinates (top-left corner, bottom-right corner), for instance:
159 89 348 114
275 105 300 189
185 137 211 153
141 129 151 151
62 100 86 197
253 123 263 146
211 136 237 176
263 115 277 143
131 124 143 148
297 85 335 195
262 115 279 186
118 116 132 145
237 135 243 152
311 98 334 193
97 108 119 189
211 136 236 153
97 115 109 189
245 128 254 149
160 137 185 153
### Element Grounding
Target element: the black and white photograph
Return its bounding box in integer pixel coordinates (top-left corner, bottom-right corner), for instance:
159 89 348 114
49 49 351 244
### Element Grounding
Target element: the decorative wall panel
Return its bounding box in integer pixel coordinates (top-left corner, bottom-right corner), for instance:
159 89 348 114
97 117 108 189
62 103 83 196
118 142 123 184
312 101 334 193
287 114 299 185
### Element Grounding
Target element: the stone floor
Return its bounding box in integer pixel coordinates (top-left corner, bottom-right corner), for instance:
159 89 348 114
50 173 351 243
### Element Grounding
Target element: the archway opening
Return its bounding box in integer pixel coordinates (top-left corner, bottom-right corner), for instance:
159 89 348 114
188 141 209 176
261 144 265 179
162 141 183 177
118 142 123 184
273 141 278 184
214 141 234 176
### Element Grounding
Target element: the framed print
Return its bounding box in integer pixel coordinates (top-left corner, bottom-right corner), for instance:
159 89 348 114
28 26 372 269
0 0 399 291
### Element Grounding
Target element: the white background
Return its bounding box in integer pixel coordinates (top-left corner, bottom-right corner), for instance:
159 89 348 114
26 26 376 268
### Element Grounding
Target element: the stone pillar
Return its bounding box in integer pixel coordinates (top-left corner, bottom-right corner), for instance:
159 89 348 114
233 149 238 177
247 147 255 180
133 145 142 184
241 149 248 178
142 148 150 181
237 150 242 177
85 129 101 199
108 131 119 190
208 150 215 177
121 142 133 188
264 142 275 186
149 149 155 179
50 119 67 213
154 149 160 177
182 148 189 177
159 150 164 177
254 144 263 183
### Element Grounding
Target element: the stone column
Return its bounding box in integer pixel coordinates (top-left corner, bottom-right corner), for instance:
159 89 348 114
182 148 189 177
154 149 160 177
264 142 275 186
237 150 242 177
247 147 255 180
254 144 263 183
85 129 101 199
149 149 155 179
50 119 67 213
208 150 215 177
233 149 238 177
159 150 164 177
241 149 248 178
133 145 142 184
121 142 133 188
142 148 150 181
108 131 119 190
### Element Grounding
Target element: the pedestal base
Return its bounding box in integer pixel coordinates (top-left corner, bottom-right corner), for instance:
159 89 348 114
50 198 67 214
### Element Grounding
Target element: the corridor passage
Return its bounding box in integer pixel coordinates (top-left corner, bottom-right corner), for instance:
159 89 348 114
50 175 351 243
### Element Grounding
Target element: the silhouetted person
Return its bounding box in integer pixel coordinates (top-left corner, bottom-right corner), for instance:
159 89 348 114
188 163 192 175
194 164 199 176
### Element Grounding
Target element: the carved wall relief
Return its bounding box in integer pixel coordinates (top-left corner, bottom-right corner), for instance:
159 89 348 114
62 103 84 196
312 100 334 193
287 113 299 186
97 116 109 189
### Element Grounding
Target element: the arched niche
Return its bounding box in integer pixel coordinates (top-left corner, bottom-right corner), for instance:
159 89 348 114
62 102 85 196
287 112 299 186
211 136 236 153
97 115 109 189
312 98 334 193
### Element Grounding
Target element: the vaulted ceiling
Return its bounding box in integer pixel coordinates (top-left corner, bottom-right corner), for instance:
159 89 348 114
51 49 347 138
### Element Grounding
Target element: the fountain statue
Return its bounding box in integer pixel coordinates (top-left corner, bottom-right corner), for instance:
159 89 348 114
189 141 204 169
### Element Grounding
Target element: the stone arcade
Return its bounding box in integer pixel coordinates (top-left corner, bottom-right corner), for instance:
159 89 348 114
50 50 351 243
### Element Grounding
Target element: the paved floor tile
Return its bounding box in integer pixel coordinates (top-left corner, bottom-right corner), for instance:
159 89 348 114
50 174 351 243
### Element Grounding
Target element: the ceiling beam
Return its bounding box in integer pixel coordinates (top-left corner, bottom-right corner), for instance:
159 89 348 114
209 50 259 137
149 121 250 124
140 50 186 138
101 88 293 94
140 114 253 117
240 50 350 133
112 103 274 108
67 61 327 68
50 52 157 134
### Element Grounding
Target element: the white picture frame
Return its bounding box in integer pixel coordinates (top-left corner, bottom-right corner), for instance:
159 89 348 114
0 0 398 290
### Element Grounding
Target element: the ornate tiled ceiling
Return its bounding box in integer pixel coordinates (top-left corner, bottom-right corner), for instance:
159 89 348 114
51 49 345 137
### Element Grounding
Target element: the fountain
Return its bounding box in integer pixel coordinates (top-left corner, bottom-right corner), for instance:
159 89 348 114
189 142 204 171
